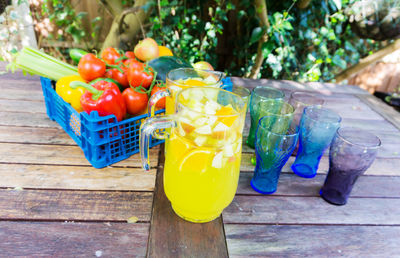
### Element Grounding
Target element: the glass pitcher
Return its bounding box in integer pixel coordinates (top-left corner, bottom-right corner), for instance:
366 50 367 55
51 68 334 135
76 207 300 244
140 87 246 223
148 68 226 116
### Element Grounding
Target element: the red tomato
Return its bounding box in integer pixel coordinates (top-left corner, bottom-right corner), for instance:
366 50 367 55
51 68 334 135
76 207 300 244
150 85 166 109
126 61 154 89
101 47 121 65
106 68 129 88
125 51 135 59
122 88 149 115
78 53 106 81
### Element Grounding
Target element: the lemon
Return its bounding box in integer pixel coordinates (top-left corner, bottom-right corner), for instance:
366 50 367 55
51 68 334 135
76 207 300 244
179 148 213 172
215 105 238 127
158 46 173 56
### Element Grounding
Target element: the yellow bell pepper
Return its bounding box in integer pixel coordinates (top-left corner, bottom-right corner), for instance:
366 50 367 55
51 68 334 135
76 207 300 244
56 75 86 112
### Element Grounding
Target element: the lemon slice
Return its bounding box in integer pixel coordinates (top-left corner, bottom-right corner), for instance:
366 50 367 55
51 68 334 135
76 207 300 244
179 148 213 172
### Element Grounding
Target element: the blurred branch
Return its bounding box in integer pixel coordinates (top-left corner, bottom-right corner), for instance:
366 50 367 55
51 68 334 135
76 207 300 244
335 39 400 83
97 0 124 17
101 0 152 51
248 0 270 79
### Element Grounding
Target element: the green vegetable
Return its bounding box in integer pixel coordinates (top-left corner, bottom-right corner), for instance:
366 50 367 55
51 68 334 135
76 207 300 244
7 46 79 81
69 48 88 64
148 56 192 81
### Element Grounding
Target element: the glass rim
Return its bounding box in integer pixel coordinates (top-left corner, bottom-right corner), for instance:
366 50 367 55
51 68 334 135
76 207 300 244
257 99 294 117
176 86 246 118
222 84 251 96
290 91 325 105
257 115 299 137
303 106 342 124
335 127 381 149
253 85 285 100
166 68 226 87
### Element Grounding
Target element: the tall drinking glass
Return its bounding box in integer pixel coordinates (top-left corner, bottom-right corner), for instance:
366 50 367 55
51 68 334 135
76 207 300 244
251 117 298 194
140 87 246 223
320 127 381 205
291 106 341 178
289 92 324 126
222 84 251 111
247 87 286 148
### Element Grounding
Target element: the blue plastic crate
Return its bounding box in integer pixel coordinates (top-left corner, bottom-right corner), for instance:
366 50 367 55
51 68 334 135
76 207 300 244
40 76 233 168
40 77 164 168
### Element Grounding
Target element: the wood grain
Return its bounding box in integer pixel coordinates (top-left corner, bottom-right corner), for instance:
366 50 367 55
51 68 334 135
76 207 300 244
225 224 400 257
0 221 149 257
147 147 229 258
223 195 400 225
0 142 159 168
0 164 156 191
357 94 400 130
0 88 44 101
0 99 46 113
0 111 59 128
0 189 153 221
237 173 400 198
0 125 75 145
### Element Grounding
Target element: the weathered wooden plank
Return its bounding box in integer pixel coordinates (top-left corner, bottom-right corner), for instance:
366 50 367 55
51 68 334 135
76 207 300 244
323 101 385 121
0 111 59 128
237 173 400 198
357 94 400 130
223 196 400 224
341 117 399 131
0 99 46 113
240 153 400 176
0 142 159 168
0 189 152 221
0 221 149 257
0 164 155 191
147 148 229 258
0 125 75 145
225 224 400 257
0 88 44 101
231 77 369 95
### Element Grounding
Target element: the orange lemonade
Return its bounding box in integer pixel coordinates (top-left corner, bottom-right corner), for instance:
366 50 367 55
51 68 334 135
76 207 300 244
163 88 244 222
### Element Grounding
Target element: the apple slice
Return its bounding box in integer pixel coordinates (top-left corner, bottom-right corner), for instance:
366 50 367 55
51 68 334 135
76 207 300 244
211 122 229 139
212 151 223 169
194 124 212 135
194 136 208 146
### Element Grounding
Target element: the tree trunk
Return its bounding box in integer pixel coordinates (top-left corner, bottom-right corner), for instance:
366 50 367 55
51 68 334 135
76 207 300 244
335 39 400 83
100 0 152 52
248 0 270 79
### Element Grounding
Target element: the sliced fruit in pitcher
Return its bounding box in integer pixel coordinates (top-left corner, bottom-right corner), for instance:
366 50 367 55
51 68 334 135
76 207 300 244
179 148 212 172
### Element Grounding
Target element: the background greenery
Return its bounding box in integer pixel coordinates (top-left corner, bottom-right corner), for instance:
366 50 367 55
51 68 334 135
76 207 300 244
11 0 389 81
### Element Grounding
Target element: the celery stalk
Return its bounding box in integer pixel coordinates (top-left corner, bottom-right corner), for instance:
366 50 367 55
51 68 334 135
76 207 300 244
7 46 79 81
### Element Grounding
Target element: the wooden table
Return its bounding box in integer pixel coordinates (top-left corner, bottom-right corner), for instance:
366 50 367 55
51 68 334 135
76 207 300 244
1 62 400 257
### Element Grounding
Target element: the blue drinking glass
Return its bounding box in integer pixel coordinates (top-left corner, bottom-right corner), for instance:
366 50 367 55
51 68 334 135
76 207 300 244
251 116 299 194
291 106 341 178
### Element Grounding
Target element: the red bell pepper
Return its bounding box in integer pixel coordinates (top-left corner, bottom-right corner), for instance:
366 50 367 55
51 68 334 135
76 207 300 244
70 80 126 122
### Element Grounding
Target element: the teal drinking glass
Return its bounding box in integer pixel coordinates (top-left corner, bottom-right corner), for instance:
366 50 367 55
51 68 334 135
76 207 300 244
246 86 285 148
251 116 299 194
291 106 341 178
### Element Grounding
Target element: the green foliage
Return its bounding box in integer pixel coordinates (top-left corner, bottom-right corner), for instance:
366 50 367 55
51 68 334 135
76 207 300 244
146 0 383 82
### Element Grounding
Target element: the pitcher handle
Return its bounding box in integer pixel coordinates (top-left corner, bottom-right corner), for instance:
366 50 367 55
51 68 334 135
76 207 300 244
140 115 177 171
148 88 171 117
